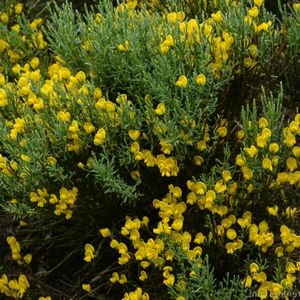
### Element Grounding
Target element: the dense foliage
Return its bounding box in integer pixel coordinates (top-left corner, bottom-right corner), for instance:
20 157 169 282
0 0 300 299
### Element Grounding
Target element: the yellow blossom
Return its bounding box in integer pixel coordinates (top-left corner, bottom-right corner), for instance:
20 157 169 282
23 253 32 264
117 41 129 52
245 145 258 158
175 75 188 88
154 103 166 115
236 154 246 166
226 228 237 240
293 3 300 10
128 130 140 141
0 88 8 107
286 157 297 172
82 284 91 292
237 130 245 139
254 0 263 7
196 74 206 85
275 246 284 257
248 6 259 17
217 126 227 137
267 205 278 216
292 146 300 158
244 57 253 68
99 228 111 237
250 262 260 273
243 275 252 288
94 128 106 145
84 243 95 262
262 157 273 171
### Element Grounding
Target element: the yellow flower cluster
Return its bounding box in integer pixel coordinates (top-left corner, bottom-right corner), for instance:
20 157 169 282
122 287 149 300
249 221 274 253
130 140 180 176
30 187 78 219
7 236 32 265
243 260 300 299
0 274 30 299
50 187 78 219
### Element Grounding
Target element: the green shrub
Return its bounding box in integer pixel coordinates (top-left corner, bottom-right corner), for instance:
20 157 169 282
0 0 300 299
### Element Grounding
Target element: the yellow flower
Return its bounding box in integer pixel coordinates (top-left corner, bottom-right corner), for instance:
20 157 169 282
94 128 106 146
253 272 267 283
160 35 175 54
110 272 120 283
257 285 268 299
15 3 24 14
292 146 300 158
270 283 283 299
84 243 95 262
249 44 258 57
217 126 227 137
236 130 245 139
256 135 267 148
250 262 260 273
222 170 232 182
286 262 296 273
167 12 177 24
163 274 175 286
214 180 227 193
226 228 237 240
128 129 140 141
19 220 28 226
244 57 253 68
236 154 246 166
285 206 297 218
82 283 91 292
211 11 223 23
269 143 279 153
267 205 278 216
197 140 207 151
284 133 296 147
248 6 259 17
262 157 273 171
293 3 300 11
160 43 170 54
175 75 188 88
0 13 9 24
0 88 8 107
275 246 284 257
255 22 271 33
193 155 203 166
286 157 297 172
225 242 238 254
258 118 269 129
254 0 263 7
243 275 252 288
261 128 272 138
119 274 127 284
23 253 32 264
245 145 258 158
139 270 148 281
196 74 206 85
289 121 299 132
154 103 166 115
84 122 95 134
172 218 183 231
99 228 111 237
57 111 71 122
117 41 129 52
